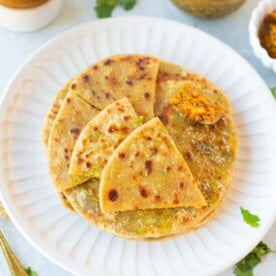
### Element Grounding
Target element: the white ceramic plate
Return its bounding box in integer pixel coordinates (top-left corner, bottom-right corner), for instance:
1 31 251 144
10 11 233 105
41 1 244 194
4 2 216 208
0 17 275 276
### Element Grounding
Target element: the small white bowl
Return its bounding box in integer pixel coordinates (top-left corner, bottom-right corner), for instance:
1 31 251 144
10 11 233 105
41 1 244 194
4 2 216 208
249 0 276 73
0 0 63 32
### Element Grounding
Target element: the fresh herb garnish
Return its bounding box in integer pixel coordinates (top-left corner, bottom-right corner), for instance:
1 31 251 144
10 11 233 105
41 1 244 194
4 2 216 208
240 207 260 228
234 242 276 276
119 0 136 10
94 0 136 18
271 87 276 99
95 0 117 18
24 266 38 276
132 115 144 124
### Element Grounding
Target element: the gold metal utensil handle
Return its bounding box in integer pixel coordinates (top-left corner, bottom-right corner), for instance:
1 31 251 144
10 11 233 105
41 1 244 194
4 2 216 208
0 231 28 276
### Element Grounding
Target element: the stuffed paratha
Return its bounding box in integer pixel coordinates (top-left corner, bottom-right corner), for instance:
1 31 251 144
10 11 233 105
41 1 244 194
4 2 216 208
69 97 140 187
47 90 99 193
45 57 237 239
65 179 208 239
155 61 237 214
100 117 206 213
68 54 159 121
47 54 159 192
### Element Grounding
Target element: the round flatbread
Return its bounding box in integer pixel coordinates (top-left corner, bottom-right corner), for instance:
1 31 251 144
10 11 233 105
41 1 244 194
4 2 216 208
64 59 237 239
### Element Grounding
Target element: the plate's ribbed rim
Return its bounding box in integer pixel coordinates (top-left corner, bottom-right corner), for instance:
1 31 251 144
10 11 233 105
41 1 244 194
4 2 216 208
0 16 275 276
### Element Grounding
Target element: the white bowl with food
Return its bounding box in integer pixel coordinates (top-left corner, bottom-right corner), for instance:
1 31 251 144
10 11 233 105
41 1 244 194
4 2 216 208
249 0 276 73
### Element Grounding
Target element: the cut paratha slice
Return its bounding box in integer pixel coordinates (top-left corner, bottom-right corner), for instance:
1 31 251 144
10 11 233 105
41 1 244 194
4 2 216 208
100 117 206 213
155 60 237 220
41 80 72 210
69 97 141 187
68 54 160 121
47 90 99 192
41 80 70 148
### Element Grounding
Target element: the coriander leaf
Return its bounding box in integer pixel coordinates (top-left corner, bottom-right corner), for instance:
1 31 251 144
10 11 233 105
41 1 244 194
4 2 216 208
234 242 276 276
95 0 118 18
233 265 253 276
24 266 38 276
95 4 116 18
240 207 260 228
271 87 276 99
119 0 136 10
254 241 276 255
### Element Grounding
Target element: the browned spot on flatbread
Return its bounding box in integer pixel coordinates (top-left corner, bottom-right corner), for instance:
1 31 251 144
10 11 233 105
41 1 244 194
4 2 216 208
173 192 179 204
144 92 150 99
139 188 148 198
82 74 89 81
154 195 161 201
118 152 125 159
70 128 81 139
184 151 193 161
108 189 118 201
145 160 153 175
108 125 117 133
104 59 113 66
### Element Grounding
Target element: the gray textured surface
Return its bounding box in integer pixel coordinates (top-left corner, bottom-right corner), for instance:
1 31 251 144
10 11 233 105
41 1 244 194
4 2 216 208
0 0 275 275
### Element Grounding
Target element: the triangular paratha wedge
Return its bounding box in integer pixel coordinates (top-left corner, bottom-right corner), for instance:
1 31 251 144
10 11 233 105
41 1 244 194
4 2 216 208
47 90 99 192
69 97 141 187
100 117 206 213
41 80 72 210
41 80 71 148
68 54 160 121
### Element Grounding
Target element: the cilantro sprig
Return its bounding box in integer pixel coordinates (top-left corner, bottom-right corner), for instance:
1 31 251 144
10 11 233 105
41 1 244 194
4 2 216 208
270 87 276 99
94 0 136 18
24 266 37 276
234 242 276 276
240 207 260 228
119 0 136 10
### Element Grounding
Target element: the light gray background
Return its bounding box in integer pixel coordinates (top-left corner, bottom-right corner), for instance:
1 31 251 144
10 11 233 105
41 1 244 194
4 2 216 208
0 0 275 275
